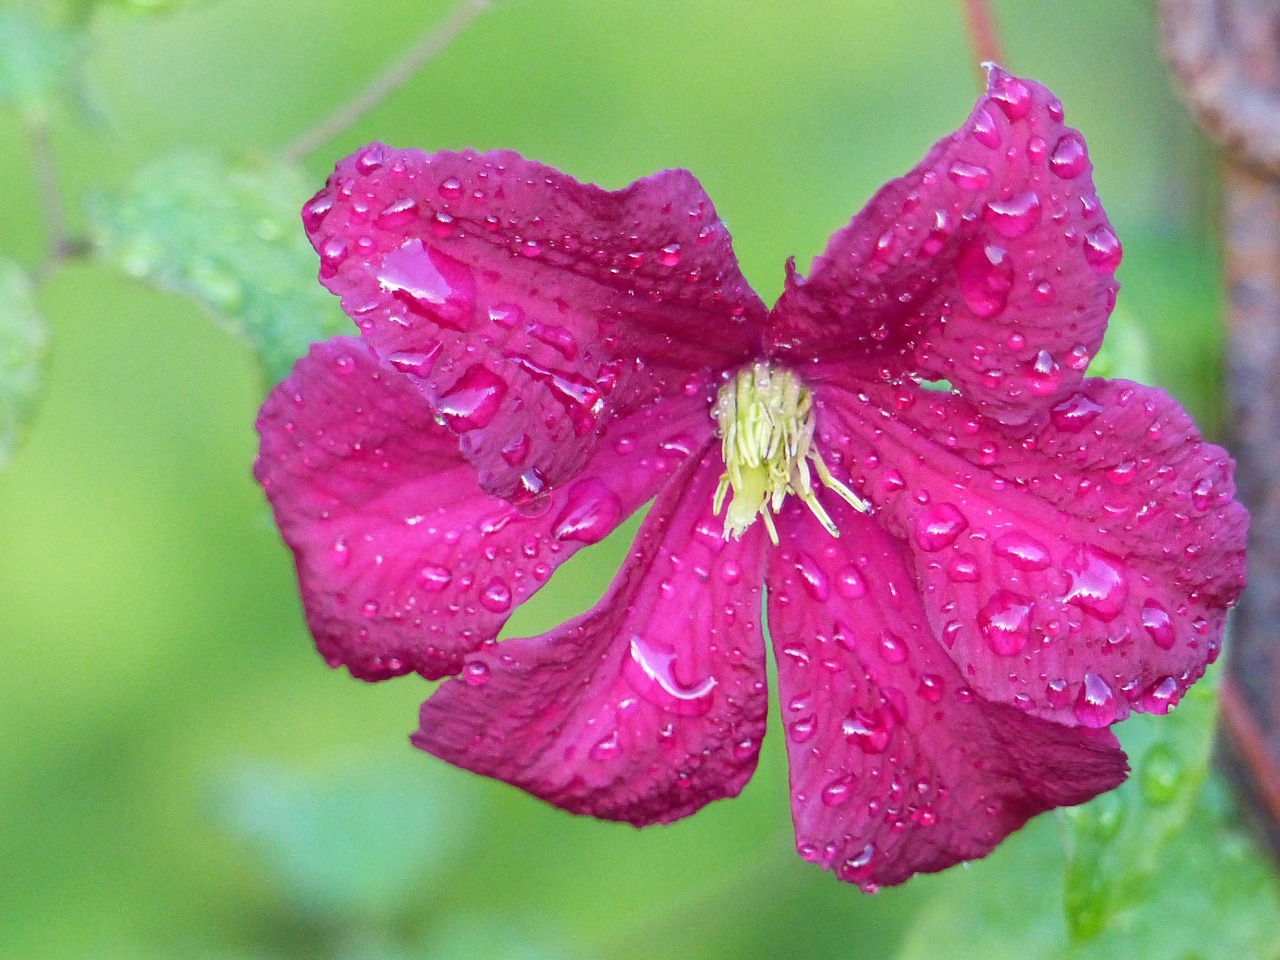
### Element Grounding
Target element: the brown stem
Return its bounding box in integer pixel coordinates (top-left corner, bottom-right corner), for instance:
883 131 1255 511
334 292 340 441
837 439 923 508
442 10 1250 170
960 0 1005 74
281 0 495 164
1220 674 1280 830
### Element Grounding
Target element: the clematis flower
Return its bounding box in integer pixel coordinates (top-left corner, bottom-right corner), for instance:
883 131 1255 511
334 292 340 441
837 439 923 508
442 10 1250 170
255 67 1247 888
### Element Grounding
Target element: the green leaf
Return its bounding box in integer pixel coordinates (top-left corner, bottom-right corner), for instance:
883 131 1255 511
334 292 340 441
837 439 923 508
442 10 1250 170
0 7 84 118
1088 302 1152 383
0 259 49 469
217 755 474 920
88 149 350 387
895 666 1280 960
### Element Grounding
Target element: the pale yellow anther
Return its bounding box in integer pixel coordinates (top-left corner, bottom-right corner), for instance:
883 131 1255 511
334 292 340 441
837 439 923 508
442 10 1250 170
713 362 870 544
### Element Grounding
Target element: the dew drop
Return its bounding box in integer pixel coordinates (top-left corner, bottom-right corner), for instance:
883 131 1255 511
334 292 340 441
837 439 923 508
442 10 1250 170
878 632 909 664
914 503 968 552
842 707 892 754
795 553 831 601
978 590 1034 656
990 75 1032 120
993 532 1052 571
437 364 507 431
1142 676 1180 715
589 731 622 761
946 553 980 582
1027 349 1062 396
1049 132 1089 178
1073 672 1117 727
462 660 490 686
836 566 867 598
438 176 464 200
376 239 477 330
419 564 453 592
822 776 857 807
374 197 419 229
1140 598 1176 650
624 635 716 717
983 191 1042 239
480 577 513 613
1064 546 1129 621
658 243 682 266
301 193 333 233
1050 392 1104 431
1082 224 1123 272
948 160 991 191
553 477 623 544
330 537 351 568
917 674 945 703
970 105 1001 148
956 239 1014 319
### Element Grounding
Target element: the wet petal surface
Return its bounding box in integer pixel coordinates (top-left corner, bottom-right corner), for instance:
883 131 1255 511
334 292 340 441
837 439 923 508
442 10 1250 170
766 498 1128 889
255 337 713 680
413 450 769 824
304 145 767 501
818 377 1247 725
769 67 1118 426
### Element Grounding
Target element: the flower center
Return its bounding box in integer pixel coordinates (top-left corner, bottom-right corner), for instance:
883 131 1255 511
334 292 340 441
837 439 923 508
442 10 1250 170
712 362 869 544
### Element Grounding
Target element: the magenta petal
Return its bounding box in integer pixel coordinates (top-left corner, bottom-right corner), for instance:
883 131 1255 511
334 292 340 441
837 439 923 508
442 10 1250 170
304 144 767 501
255 337 711 681
413 450 769 825
818 377 1247 725
769 66 1118 425
766 500 1128 889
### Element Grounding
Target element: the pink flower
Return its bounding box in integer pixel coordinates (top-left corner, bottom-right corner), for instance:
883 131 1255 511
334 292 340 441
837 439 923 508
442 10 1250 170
255 67 1246 888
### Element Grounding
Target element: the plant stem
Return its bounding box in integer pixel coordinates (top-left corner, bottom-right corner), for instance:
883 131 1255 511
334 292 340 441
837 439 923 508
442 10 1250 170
281 0 495 164
960 0 1004 71
26 116 85 281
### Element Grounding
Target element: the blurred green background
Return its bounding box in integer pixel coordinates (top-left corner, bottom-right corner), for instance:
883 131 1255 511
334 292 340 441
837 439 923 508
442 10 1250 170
0 0 1266 958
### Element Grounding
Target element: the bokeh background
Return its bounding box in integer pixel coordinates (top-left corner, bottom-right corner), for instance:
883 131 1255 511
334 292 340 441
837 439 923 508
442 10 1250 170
0 1 1271 958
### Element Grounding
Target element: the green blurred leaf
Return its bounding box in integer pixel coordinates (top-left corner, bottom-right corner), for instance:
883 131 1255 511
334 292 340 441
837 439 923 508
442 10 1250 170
0 6 84 118
218 755 473 920
1087 302 1152 384
88 149 349 386
0 259 49 469
895 666 1280 960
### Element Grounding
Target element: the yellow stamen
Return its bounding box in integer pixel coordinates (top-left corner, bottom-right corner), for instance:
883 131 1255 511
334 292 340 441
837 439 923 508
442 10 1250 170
713 362 870 544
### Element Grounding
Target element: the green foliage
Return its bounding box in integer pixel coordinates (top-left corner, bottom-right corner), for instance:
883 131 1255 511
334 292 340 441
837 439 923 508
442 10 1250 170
218 756 471 920
1088 302 1152 384
0 6 84 118
895 668 1280 960
0 259 49 468
88 150 351 386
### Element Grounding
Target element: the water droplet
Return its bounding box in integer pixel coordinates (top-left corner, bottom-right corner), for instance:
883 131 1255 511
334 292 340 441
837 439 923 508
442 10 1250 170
624 635 716 716
589 730 622 761
361 600 379 618
1141 599 1175 650
438 176 464 200
374 197 419 229
788 715 816 743
501 433 530 466
917 674 945 703
842 707 892 754
795 553 831 601
319 236 349 276
1073 672 1117 727
659 243 682 266
822 776 857 807
488 303 524 328
387 344 443 377
462 660 490 686
1190 476 1215 511
1050 392 1104 431
948 160 991 191
480 577 512 613
302 193 333 233
836 566 867 598
376 239 477 330
993 532 1052 571
437 365 507 431
1049 132 1089 178
1046 678 1070 708
990 75 1032 120
1064 546 1129 621
529 320 580 360
946 553 980 582
553 478 622 544
419 564 452 592
956 239 1014 318
1142 676 1180 714
1026 349 1062 396
354 145 385 174
979 590 1034 656
509 355 602 435
971 105 1001 148
1082 224 1123 272
983 191 1042 239
330 537 351 568
878 632 909 664
914 503 968 552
